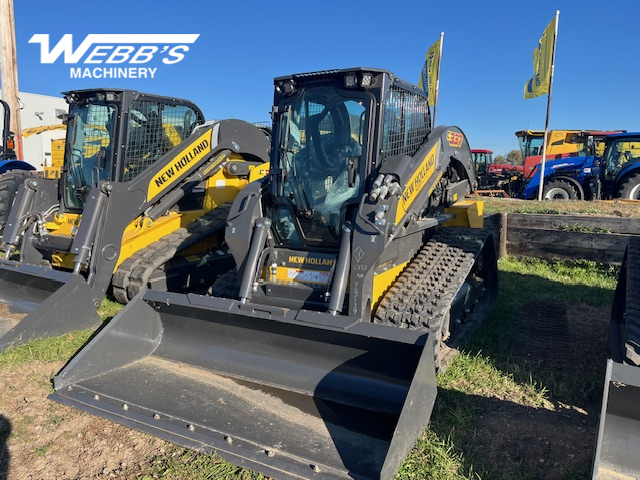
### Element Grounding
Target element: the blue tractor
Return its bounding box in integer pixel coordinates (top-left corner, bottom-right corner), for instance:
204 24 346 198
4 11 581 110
520 132 640 201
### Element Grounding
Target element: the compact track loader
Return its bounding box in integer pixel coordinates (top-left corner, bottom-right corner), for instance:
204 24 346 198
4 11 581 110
52 69 498 480
0 88 270 349
593 237 640 479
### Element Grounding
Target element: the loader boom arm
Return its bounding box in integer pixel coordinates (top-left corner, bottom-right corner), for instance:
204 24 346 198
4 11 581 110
72 119 270 302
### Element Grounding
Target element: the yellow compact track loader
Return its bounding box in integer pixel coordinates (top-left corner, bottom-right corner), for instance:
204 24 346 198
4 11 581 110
52 69 498 480
0 88 270 350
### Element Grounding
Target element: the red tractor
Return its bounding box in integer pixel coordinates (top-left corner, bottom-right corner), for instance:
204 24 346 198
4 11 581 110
472 149 523 196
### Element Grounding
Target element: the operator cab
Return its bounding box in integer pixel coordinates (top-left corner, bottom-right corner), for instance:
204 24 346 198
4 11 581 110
472 150 493 176
271 87 367 246
60 89 204 212
269 68 431 250
243 68 432 309
603 136 640 181
270 72 375 248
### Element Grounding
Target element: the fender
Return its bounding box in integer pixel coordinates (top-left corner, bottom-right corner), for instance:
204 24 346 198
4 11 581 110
521 158 590 200
0 160 36 174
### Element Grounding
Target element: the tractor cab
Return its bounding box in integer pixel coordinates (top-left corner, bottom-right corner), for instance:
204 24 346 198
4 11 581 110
599 133 640 199
472 149 492 176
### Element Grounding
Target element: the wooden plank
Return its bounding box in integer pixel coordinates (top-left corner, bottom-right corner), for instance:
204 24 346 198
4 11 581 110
482 214 502 257
508 213 640 235
507 227 630 264
499 213 507 259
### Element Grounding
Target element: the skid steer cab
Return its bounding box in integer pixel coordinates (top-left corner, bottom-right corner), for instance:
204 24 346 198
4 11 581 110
52 69 498 480
0 88 270 350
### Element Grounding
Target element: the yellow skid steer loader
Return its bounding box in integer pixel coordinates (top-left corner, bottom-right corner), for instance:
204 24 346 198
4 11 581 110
52 69 498 480
0 88 269 349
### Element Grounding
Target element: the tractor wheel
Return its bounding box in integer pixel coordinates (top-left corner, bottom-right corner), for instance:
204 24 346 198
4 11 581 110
617 172 640 200
610 237 640 366
0 169 37 237
542 179 579 200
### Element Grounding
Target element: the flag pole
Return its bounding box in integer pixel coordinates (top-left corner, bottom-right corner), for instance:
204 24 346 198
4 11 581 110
432 31 444 127
537 10 560 201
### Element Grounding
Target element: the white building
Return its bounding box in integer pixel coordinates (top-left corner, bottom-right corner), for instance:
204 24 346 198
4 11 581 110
0 90 68 170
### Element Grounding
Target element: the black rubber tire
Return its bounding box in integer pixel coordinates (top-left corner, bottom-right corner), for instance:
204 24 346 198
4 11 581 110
610 237 640 366
617 172 640 200
542 179 579 200
0 169 37 236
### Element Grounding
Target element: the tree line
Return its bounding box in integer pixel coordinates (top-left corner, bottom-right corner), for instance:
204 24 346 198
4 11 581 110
494 150 523 165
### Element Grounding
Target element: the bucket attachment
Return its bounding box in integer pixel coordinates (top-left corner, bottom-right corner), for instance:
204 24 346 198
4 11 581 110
593 359 640 479
51 290 439 480
0 261 101 351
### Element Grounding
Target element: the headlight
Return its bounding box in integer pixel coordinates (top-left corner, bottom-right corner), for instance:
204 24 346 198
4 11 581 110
277 80 297 96
344 73 357 88
361 72 373 86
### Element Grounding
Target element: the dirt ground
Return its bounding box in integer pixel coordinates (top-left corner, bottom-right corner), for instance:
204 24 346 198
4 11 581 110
0 361 168 480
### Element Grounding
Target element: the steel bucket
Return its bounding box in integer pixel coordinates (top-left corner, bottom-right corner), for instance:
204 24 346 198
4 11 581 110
52 289 439 480
0 261 100 351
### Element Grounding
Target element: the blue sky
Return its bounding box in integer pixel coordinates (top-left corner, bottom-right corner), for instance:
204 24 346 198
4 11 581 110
10 0 639 156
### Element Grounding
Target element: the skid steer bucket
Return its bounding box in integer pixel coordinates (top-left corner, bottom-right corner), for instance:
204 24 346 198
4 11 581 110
0 261 100 351
593 359 640 479
52 290 439 480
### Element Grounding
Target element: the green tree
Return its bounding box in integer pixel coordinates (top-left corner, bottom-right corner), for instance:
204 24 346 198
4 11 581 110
506 149 523 165
494 154 506 163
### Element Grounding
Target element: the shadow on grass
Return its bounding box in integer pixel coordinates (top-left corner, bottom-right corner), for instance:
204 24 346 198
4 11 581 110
411 264 615 479
405 386 596 480
408 389 597 480
465 268 614 407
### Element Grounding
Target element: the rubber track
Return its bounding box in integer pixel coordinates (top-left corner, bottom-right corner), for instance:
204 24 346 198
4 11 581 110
622 236 640 365
374 228 492 366
112 204 231 304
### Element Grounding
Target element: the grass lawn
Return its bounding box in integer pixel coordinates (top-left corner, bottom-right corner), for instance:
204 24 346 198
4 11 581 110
0 258 618 479
398 257 617 480
480 197 640 218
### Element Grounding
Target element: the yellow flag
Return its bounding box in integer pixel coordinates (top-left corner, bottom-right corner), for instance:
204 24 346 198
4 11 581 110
524 16 557 99
418 38 441 105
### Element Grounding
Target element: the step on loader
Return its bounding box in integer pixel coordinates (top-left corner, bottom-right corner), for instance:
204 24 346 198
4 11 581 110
593 237 640 479
0 88 270 349
51 68 498 480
